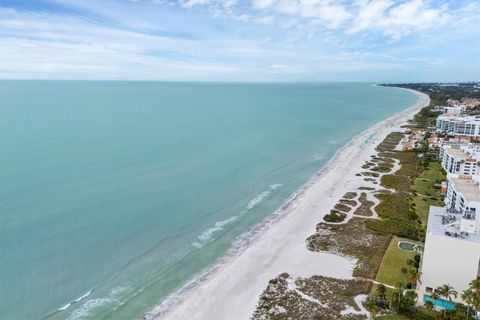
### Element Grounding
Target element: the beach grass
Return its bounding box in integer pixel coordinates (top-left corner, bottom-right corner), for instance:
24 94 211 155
380 174 411 192
307 218 391 279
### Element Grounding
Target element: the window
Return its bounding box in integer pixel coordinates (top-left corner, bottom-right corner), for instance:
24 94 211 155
426 287 433 293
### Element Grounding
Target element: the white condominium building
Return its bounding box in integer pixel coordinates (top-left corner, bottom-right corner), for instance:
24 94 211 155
418 175 480 309
444 175 480 234
417 206 480 310
436 115 480 137
439 144 480 176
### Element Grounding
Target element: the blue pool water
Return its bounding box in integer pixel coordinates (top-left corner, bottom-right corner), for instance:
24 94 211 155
424 294 456 310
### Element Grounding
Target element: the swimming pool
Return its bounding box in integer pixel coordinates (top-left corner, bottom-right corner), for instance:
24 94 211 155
398 241 416 252
423 294 456 310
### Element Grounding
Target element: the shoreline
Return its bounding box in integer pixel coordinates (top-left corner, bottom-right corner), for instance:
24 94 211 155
150 88 431 320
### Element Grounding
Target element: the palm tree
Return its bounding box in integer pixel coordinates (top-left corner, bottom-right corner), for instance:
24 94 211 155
376 284 387 301
395 281 405 312
469 278 480 294
406 269 422 288
430 291 440 311
469 278 480 315
437 284 458 317
438 284 458 302
461 289 474 318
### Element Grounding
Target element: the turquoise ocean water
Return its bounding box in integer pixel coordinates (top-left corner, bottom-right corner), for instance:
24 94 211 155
0 82 417 319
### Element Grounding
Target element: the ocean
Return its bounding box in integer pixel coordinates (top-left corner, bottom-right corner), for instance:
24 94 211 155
0 81 418 319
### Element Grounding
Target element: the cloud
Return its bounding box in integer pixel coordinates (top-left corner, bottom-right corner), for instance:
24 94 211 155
0 0 479 81
348 0 450 38
255 15 274 25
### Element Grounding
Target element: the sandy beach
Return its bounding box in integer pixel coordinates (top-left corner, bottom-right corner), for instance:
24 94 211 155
153 89 430 320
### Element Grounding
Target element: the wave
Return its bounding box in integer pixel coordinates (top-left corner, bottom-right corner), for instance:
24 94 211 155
312 153 324 161
66 287 128 320
191 184 284 249
55 289 93 312
197 216 239 242
74 290 92 303
246 183 283 210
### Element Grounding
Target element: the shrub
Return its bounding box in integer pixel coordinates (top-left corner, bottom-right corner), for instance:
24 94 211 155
324 210 347 223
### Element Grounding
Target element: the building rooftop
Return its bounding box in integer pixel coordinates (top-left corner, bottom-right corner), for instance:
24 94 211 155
427 206 480 244
451 177 480 202
446 147 480 160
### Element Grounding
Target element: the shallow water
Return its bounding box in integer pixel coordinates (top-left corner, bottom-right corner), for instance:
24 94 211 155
0 81 417 319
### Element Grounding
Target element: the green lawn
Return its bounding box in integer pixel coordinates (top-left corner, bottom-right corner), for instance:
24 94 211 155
372 237 420 291
413 178 438 197
412 195 444 225
412 161 446 225
419 161 446 181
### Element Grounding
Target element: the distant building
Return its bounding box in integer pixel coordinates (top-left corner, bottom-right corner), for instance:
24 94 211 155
462 98 480 109
436 115 480 137
447 98 461 106
439 144 480 176
445 106 466 116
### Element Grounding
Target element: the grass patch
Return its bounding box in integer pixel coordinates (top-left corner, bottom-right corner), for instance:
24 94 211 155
413 179 438 197
381 175 411 192
412 195 444 225
340 199 357 206
394 151 418 177
354 193 374 217
363 172 380 177
343 192 358 199
334 203 352 212
372 237 420 289
253 273 370 320
358 186 375 191
371 162 394 173
419 161 445 182
307 218 391 279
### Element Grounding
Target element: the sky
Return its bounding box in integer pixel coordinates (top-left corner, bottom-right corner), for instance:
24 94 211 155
0 0 479 82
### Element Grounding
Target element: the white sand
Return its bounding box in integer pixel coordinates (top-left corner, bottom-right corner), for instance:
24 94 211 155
154 89 430 320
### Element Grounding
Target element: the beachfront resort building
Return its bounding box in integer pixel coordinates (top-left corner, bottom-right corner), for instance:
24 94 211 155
439 143 480 175
417 206 480 309
433 106 466 116
436 115 480 137
417 168 480 308
444 175 480 231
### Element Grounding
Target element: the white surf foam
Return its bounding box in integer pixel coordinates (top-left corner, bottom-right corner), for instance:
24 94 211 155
66 287 128 320
55 289 93 312
191 184 284 249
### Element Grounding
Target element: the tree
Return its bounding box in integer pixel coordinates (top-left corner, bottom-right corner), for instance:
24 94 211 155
365 300 378 319
406 269 422 288
438 284 458 302
424 300 434 310
430 291 440 311
468 278 480 315
376 284 387 301
437 284 458 318
461 289 474 318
